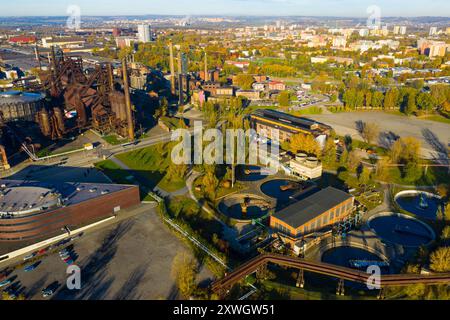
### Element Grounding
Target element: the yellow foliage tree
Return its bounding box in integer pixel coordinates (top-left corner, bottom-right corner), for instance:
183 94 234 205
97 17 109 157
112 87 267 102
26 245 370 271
430 247 450 272
288 133 320 156
171 252 197 298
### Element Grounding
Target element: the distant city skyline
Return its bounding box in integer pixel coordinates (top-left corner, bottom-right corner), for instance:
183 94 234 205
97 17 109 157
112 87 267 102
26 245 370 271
1 0 450 17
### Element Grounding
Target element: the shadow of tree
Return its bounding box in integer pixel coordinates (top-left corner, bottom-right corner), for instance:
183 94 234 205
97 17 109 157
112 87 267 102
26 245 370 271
113 264 148 300
52 219 135 300
422 128 448 165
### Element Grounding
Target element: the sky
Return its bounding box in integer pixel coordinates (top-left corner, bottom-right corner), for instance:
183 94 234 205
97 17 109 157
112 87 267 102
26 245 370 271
1 0 449 17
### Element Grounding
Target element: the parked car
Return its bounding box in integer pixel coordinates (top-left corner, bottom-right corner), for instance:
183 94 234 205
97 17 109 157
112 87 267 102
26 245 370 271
0 279 11 288
23 252 36 261
24 261 40 272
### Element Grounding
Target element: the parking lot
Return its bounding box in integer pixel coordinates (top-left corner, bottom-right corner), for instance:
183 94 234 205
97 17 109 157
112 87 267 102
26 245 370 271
1 206 213 300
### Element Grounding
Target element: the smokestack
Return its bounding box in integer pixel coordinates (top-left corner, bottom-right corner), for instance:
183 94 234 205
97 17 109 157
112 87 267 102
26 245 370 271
122 59 135 141
204 51 208 82
107 63 114 91
177 51 183 106
169 42 176 95
35 45 42 70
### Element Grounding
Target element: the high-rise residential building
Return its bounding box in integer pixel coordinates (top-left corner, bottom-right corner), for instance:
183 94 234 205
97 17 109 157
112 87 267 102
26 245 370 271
417 38 450 57
393 26 407 35
332 36 347 48
429 27 437 36
137 24 152 43
359 28 369 37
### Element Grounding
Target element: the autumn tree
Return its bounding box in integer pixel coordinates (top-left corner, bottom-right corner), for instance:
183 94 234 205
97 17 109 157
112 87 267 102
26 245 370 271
288 133 320 156
430 247 450 272
234 73 255 90
347 150 361 173
278 91 291 107
321 138 337 167
171 252 198 298
359 166 372 185
441 226 450 240
360 122 380 145
202 165 219 201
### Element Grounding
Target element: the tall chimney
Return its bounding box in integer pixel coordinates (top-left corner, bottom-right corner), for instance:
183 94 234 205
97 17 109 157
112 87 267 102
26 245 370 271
107 63 114 92
169 42 176 95
204 51 208 82
177 51 183 106
35 45 42 70
122 59 135 141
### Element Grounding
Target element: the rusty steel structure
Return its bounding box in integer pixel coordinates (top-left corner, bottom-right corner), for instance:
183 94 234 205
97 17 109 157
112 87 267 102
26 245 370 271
211 253 450 299
40 47 135 140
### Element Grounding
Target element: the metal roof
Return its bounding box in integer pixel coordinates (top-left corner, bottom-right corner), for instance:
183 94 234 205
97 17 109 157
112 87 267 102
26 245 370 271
272 187 353 229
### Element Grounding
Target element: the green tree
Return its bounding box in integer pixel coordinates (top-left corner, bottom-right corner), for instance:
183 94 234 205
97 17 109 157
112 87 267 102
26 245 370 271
371 91 384 109
416 92 436 113
359 166 372 185
278 91 291 107
234 73 255 90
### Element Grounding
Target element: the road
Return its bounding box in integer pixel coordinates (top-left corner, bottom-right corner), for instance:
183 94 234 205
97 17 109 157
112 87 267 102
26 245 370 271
307 111 450 158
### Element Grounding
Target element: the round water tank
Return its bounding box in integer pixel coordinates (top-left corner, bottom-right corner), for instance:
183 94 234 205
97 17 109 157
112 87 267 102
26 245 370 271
296 153 307 162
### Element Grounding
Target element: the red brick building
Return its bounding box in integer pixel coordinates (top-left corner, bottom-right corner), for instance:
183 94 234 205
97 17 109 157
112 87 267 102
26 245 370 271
0 180 140 242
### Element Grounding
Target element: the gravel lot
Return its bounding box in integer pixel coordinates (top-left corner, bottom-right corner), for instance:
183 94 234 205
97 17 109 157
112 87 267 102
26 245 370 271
2 207 213 300
308 111 450 158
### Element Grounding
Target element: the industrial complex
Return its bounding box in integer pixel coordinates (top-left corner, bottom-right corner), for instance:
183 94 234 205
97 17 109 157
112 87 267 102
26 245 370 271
0 7 449 304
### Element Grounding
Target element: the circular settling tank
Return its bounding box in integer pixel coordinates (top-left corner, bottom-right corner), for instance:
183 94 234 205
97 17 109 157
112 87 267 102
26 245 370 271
395 190 442 220
260 179 302 204
321 246 389 273
218 194 270 221
368 213 435 247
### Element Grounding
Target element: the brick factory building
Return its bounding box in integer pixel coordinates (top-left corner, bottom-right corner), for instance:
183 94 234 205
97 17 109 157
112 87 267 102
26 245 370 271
270 187 354 244
0 179 140 242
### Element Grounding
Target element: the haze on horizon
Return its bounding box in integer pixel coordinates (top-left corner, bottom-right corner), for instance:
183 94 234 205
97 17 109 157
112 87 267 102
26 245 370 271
1 0 449 18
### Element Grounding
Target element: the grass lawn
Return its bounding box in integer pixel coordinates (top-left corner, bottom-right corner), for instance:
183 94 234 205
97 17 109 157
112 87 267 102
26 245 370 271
103 134 128 145
290 106 323 116
417 114 450 125
94 160 136 184
159 116 187 131
115 143 186 192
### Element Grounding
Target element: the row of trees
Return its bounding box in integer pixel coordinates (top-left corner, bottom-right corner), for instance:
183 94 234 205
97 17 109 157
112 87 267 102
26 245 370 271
341 84 450 114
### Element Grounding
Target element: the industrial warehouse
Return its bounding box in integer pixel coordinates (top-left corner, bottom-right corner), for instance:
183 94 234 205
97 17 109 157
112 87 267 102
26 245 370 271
249 109 332 143
270 187 355 244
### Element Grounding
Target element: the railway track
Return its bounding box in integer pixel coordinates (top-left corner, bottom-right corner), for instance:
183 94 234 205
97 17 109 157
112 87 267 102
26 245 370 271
211 253 450 295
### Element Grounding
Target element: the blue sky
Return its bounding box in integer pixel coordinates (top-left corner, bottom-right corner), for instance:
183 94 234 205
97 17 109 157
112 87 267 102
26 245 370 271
1 0 449 17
